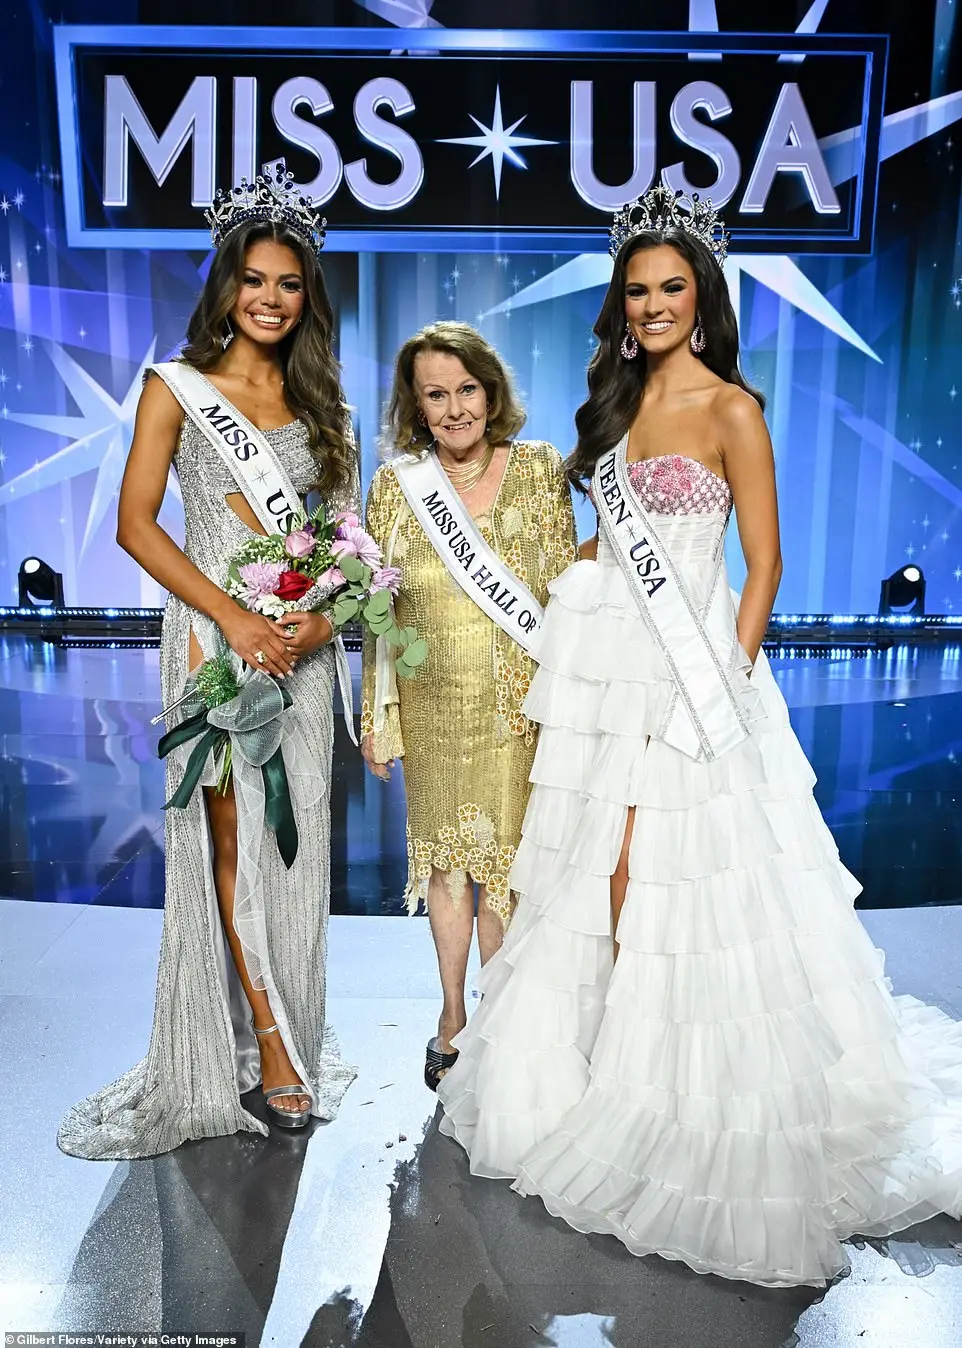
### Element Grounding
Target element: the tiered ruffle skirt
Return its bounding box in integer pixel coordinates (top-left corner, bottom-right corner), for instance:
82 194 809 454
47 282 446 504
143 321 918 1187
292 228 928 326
438 558 962 1287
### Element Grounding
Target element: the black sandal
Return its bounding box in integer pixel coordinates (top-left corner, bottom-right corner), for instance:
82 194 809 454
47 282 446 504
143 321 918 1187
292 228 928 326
424 1036 459 1092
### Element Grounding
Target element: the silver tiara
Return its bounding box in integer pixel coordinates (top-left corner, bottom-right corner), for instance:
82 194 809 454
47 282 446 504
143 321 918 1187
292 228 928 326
205 159 327 256
609 185 729 267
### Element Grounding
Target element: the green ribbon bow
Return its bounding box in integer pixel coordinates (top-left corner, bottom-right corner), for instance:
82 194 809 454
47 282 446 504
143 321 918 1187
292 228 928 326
157 673 299 869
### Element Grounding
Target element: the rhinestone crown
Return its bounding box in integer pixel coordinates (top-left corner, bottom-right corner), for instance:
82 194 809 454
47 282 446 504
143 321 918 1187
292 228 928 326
205 158 327 256
609 185 729 267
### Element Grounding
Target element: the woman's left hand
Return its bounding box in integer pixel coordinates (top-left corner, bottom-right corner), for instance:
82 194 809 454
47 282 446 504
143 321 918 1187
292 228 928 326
271 611 334 667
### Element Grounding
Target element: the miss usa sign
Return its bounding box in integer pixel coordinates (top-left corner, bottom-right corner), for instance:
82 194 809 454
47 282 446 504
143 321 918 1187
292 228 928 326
54 26 886 255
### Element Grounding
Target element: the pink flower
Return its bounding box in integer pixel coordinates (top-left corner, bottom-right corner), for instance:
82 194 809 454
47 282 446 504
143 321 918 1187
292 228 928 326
317 565 346 590
331 524 382 569
370 566 402 595
335 510 361 530
236 560 286 604
284 527 316 559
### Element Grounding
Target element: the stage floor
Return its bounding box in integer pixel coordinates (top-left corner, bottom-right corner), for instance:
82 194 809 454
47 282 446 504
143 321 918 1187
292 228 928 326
1 640 961 913
2 901 962 1347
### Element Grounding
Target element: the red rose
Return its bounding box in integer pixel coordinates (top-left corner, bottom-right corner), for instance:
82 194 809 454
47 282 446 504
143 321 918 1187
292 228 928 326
274 569 314 602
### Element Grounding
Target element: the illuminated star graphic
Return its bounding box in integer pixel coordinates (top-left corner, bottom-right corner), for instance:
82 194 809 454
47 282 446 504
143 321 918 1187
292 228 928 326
12 189 24 210
439 87 556 199
350 0 439 26
0 339 181 557
0 196 10 215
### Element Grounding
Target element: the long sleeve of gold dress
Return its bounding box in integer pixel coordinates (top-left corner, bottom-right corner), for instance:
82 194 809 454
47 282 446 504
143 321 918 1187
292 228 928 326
362 441 576 925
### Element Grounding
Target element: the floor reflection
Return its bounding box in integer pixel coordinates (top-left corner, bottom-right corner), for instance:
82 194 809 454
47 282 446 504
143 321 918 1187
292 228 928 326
1 641 960 913
52 1094 315 1337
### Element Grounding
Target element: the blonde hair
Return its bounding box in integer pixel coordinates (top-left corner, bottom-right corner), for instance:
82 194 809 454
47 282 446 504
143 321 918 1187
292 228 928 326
384 321 526 456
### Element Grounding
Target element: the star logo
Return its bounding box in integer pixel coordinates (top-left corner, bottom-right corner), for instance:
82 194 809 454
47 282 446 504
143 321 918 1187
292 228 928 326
439 87 556 199
0 340 176 558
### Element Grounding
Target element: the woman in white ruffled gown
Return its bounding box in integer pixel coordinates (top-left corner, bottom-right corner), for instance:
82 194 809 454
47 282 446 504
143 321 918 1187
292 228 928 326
438 191 962 1287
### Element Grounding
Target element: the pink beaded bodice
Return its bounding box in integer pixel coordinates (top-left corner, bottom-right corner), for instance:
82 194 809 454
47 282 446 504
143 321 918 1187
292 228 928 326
628 455 732 516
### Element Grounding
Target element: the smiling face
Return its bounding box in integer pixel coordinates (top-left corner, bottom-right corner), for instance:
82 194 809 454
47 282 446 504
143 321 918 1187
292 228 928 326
230 238 306 346
624 243 699 356
412 350 489 459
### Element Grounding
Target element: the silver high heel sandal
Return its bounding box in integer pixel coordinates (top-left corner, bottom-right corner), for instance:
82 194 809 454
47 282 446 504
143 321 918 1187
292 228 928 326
252 1023 312 1130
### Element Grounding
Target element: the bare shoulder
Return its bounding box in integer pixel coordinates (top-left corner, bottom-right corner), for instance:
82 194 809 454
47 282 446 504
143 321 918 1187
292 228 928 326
139 368 184 424
133 371 184 460
712 383 767 444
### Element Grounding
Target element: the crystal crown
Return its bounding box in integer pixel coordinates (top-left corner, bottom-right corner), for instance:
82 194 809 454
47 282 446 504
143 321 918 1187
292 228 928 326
609 185 729 267
205 159 327 256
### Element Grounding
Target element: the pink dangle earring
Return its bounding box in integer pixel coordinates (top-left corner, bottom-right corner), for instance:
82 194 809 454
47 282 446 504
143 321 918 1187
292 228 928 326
620 323 639 361
690 314 706 354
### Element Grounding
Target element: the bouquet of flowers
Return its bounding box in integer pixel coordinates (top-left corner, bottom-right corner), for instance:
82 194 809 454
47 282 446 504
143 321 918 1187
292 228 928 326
154 504 424 853
226 501 426 678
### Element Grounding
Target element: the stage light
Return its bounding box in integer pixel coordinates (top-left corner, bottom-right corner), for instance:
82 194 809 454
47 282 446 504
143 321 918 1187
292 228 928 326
878 564 925 616
17 556 65 608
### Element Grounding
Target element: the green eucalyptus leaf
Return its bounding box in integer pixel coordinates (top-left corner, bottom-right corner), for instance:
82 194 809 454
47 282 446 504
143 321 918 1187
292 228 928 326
400 638 428 667
401 626 418 646
338 555 367 584
394 659 418 679
365 589 392 618
332 597 359 624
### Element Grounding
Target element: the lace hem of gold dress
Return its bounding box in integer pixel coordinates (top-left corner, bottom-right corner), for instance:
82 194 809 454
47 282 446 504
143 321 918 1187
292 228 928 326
406 801 518 923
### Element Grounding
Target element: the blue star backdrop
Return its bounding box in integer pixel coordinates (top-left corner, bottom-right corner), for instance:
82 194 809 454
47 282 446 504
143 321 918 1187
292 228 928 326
0 0 960 616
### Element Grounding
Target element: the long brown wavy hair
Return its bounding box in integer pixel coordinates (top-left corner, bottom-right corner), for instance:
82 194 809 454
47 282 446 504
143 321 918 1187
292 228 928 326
180 219 354 492
567 229 764 491
384 321 526 455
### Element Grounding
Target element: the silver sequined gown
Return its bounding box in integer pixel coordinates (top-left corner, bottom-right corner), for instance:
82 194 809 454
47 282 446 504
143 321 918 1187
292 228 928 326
58 412 358 1159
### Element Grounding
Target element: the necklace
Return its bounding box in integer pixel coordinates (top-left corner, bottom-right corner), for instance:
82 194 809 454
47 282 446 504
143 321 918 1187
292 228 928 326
437 442 495 493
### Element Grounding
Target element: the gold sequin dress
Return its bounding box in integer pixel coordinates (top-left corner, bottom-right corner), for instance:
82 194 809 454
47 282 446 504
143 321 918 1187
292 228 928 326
361 441 576 925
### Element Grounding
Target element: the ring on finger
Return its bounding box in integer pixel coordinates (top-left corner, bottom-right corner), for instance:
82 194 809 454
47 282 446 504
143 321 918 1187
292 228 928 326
255 649 266 664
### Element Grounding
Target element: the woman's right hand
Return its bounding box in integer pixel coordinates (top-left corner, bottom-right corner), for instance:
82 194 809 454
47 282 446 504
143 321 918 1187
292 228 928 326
217 604 295 678
361 733 394 782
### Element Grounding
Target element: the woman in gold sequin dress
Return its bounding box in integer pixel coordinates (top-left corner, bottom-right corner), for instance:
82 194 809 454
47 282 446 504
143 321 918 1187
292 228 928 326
361 322 576 1089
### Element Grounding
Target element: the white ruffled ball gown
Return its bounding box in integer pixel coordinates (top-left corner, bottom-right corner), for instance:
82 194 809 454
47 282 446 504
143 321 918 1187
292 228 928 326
437 451 962 1288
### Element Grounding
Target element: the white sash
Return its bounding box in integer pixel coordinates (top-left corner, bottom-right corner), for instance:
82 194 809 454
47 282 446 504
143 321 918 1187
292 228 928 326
153 360 357 742
593 440 748 762
153 361 303 534
392 451 544 657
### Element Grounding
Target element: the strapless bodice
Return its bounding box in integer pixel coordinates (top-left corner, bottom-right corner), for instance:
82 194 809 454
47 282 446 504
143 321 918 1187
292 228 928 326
592 453 732 603
627 455 732 517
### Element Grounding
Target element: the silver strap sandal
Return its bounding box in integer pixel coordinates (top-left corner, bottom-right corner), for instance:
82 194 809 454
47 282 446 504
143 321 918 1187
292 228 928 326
252 1023 312 1130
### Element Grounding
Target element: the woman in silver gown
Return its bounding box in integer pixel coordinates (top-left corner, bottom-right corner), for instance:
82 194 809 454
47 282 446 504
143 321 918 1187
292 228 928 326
58 171 358 1159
